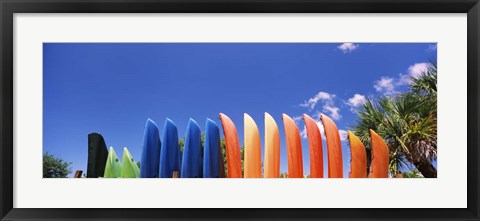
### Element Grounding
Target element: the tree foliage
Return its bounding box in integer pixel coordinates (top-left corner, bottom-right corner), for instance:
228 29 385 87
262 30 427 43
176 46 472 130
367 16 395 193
401 168 424 178
43 152 72 178
353 63 437 178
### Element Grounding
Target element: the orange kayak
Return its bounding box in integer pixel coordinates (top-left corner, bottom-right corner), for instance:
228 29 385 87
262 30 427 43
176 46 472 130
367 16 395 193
282 114 304 178
244 113 262 178
303 114 323 178
369 129 389 178
219 113 242 178
320 114 343 178
347 131 367 178
264 112 280 178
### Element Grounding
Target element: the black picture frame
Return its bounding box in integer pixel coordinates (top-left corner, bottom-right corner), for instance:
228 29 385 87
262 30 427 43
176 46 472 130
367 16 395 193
1 0 479 220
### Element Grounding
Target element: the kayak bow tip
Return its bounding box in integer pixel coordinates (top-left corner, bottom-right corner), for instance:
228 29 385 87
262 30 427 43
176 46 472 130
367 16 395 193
145 118 158 127
206 118 217 128
165 118 177 129
188 118 199 126
243 113 253 121
219 113 226 119
347 130 354 138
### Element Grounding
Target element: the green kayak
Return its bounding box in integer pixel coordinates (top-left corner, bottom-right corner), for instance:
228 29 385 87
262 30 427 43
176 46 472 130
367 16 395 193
121 147 140 178
104 147 122 178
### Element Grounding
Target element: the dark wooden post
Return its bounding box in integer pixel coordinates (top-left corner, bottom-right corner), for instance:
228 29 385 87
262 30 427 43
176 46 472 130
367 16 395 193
172 171 179 178
74 170 83 178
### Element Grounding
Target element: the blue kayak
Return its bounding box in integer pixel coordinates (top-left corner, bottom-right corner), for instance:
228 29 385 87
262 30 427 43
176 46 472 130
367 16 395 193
203 118 225 178
160 118 181 178
181 118 203 178
140 118 161 178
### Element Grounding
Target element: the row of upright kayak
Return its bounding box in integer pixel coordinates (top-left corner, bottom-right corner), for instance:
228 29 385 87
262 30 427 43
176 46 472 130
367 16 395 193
86 112 390 178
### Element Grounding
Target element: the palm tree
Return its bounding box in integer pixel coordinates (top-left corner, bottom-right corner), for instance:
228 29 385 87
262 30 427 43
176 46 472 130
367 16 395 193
353 64 437 178
402 168 424 178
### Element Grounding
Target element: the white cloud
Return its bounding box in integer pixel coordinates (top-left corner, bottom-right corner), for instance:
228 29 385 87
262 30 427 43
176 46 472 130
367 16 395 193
300 121 347 142
317 121 325 136
338 43 359 53
339 129 349 141
300 92 342 120
398 62 432 85
292 115 303 123
300 127 308 139
373 62 433 96
408 62 431 78
323 105 341 120
398 73 411 85
347 94 366 108
300 120 325 141
299 91 333 110
374 76 396 95
312 111 321 120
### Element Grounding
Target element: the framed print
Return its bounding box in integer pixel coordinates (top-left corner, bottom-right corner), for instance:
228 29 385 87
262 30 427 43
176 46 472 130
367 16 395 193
1 0 479 220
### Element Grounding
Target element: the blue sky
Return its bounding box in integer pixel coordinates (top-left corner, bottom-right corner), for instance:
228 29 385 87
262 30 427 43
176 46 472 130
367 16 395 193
43 43 437 178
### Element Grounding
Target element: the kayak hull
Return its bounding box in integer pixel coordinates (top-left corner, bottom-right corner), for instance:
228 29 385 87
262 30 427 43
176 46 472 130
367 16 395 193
244 114 261 178
181 118 203 178
369 129 389 178
303 114 323 178
121 147 140 178
219 113 242 178
160 118 181 178
87 133 109 178
320 114 343 178
282 114 304 178
264 113 280 178
140 119 161 178
204 118 225 178
104 146 122 178
348 131 367 178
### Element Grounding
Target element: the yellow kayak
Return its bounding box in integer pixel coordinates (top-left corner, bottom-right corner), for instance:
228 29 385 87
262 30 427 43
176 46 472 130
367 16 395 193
320 114 343 178
282 114 304 178
347 131 367 178
369 129 389 178
243 113 261 178
264 112 280 178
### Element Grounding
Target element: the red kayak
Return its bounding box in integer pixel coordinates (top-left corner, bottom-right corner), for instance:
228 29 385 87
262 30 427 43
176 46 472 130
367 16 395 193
303 114 323 178
282 114 303 178
320 114 343 178
219 113 242 178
